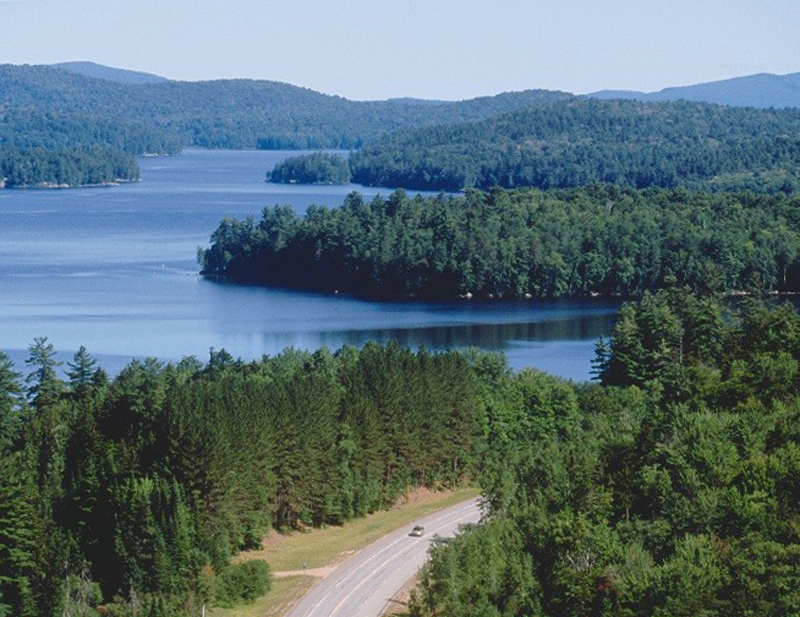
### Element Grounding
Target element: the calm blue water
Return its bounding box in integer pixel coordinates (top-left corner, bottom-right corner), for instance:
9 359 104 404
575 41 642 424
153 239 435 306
0 149 619 380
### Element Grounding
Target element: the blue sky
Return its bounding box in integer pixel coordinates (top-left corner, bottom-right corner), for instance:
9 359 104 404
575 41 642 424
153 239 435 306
1 0 798 100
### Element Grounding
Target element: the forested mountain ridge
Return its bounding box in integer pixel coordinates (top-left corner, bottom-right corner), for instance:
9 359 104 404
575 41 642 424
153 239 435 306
349 98 800 192
7 62 800 190
0 63 570 186
0 64 573 150
589 71 800 108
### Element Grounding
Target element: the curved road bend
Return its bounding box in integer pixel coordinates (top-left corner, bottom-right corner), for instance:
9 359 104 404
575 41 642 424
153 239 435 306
286 497 482 617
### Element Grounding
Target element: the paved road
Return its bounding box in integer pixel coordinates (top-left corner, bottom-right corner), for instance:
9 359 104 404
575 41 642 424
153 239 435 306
286 498 482 617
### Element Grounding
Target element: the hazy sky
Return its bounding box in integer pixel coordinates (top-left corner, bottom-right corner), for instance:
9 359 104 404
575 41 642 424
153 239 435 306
1 0 798 100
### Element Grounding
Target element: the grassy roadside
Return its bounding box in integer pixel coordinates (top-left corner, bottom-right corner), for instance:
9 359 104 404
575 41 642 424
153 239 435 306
209 577 314 617
209 487 479 617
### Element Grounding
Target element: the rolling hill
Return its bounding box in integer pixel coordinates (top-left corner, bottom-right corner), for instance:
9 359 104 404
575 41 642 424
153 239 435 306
349 98 800 192
0 64 573 151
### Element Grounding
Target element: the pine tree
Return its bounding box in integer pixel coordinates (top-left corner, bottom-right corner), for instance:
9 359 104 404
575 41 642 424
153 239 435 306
591 337 612 382
0 353 22 453
24 338 63 405
67 347 98 395
0 455 38 617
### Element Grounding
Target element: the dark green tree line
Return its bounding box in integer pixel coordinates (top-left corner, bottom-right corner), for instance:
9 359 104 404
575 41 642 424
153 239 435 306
200 187 800 298
0 146 139 188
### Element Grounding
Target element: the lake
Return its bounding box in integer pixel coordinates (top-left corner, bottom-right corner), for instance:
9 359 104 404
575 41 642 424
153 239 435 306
0 149 619 381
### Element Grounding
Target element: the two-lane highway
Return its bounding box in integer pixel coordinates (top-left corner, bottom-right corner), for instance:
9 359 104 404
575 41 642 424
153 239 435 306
287 498 482 617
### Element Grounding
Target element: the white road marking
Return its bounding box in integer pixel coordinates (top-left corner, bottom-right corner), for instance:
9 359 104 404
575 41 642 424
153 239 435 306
326 510 478 617
291 499 481 617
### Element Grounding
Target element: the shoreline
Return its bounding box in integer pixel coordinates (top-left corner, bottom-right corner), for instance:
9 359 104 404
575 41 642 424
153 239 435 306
201 274 800 303
1 177 140 190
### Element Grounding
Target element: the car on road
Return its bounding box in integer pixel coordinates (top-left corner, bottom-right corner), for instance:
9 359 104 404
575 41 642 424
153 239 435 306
409 525 425 537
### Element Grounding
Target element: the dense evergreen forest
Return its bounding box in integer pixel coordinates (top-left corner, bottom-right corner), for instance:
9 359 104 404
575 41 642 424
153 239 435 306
349 99 800 192
410 289 800 617
0 342 485 616
0 146 139 188
199 187 800 299
267 152 351 184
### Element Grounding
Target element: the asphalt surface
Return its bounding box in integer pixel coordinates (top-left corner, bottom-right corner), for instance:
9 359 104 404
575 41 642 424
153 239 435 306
286 497 482 617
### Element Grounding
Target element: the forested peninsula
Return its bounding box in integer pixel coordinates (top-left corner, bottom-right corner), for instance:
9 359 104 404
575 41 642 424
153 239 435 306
200 187 800 299
3 291 800 616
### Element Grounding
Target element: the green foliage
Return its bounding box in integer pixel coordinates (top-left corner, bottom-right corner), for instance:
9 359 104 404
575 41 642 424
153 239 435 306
0 341 488 616
0 64 570 152
112 476 196 596
0 455 38 617
350 98 800 192
215 561 271 607
24 337 63 404
0 146 139 188
62 567 103 617
598 289 800 406
413 295 800 617
267 152 351 184
0 64 570 186
0 353 22 453
411 518 540 617
101 591 186 617
5 293 800 616
200 186 800 298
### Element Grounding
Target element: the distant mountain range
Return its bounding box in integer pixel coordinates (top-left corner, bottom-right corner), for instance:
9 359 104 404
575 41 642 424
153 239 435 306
51 61 169 85
589 72 800 109
48 61 800 109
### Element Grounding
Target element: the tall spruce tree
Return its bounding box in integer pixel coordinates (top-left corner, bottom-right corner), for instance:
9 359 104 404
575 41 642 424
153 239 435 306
25 338 63 406
67 347 98 395
0 353 22 453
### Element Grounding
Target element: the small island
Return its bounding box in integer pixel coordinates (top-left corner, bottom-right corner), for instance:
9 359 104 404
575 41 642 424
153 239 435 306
0 146 140 189
267 152 351 185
